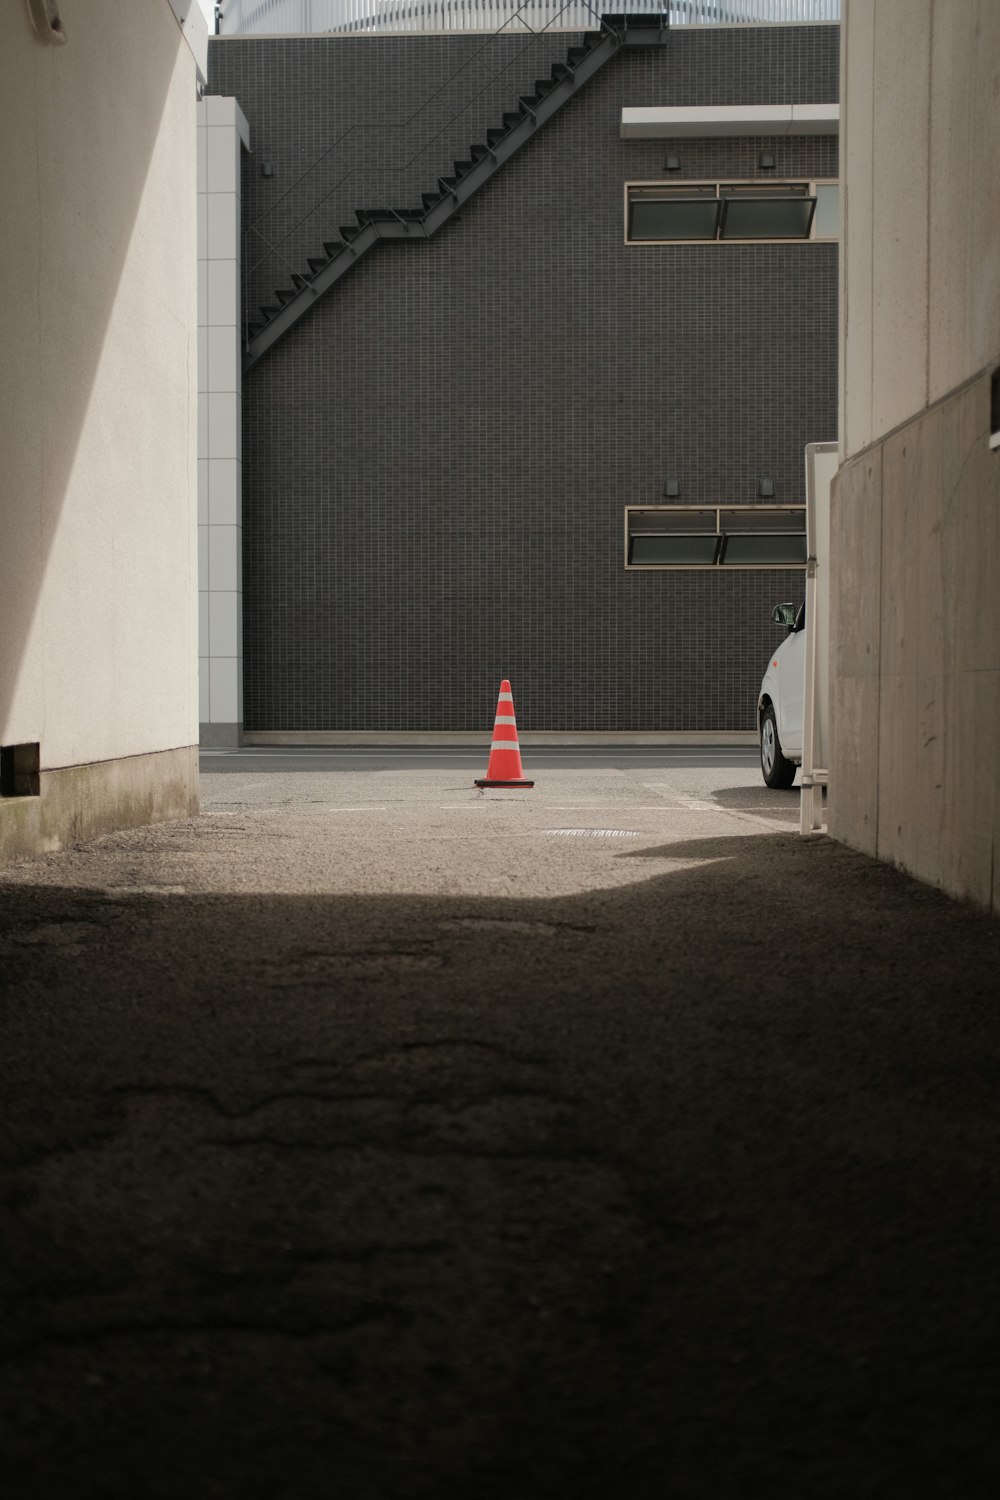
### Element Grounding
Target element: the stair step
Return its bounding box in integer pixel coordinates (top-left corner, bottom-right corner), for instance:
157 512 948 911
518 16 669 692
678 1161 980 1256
246 17 633 369
567 35 600 61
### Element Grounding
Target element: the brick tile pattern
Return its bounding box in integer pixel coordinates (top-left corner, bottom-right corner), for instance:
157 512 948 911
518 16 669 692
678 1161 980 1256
209 25 838 732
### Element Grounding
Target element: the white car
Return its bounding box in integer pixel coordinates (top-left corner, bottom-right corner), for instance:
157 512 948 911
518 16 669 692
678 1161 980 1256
757 600 805 788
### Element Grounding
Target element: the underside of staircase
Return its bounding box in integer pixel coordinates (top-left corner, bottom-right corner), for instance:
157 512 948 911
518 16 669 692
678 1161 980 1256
243 12 669 369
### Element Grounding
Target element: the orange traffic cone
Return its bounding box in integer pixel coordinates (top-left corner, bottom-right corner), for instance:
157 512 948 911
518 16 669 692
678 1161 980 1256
475 679 534 789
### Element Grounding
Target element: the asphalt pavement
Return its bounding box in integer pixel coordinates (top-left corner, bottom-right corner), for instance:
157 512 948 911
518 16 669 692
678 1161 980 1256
1 751 998 1498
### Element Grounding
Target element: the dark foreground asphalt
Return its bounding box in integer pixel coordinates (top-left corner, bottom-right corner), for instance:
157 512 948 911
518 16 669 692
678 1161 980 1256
1 766 999 1499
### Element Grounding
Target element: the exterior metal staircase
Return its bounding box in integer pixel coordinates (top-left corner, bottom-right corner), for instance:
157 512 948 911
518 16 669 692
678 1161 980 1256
244 12 669 368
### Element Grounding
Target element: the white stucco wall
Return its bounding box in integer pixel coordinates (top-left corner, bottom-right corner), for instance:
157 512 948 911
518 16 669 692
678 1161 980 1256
0 0 201 774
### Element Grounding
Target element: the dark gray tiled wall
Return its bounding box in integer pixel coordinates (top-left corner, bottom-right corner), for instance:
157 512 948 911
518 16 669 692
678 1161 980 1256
210 24 838 732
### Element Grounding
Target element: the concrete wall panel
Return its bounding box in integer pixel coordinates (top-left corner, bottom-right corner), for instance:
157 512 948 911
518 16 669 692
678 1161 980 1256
0 746 199 868
940 665 998 910
833 366 1000 905
953 383 1000 675
876 668 943 884
875 372 999 902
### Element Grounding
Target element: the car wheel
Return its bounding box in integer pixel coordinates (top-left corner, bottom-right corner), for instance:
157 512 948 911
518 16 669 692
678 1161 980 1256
760 703 796 789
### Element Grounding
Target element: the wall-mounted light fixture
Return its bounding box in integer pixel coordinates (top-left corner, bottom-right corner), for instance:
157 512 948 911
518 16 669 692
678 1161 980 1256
758 151 776 171
663 153 681 172
262 161 275 178
662 478 681 499
757 476 775 499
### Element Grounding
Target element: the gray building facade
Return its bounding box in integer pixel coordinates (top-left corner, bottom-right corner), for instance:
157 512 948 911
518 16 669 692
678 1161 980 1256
209 20 838 735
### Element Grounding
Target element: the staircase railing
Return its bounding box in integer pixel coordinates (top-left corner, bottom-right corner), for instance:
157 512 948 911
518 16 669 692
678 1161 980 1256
218 0 839 33
240 0 608 342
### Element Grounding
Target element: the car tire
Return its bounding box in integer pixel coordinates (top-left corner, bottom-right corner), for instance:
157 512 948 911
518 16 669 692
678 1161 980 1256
760 703 796 789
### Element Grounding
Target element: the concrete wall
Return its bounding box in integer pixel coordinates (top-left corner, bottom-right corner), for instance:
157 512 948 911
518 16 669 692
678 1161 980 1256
832 0 1000 910
0 0 203 865
211 26 838 734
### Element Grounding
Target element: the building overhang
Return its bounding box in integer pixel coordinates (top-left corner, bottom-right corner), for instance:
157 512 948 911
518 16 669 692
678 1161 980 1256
620 104 839 139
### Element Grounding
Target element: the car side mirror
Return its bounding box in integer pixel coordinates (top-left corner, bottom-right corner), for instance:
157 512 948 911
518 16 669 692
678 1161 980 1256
771 602 797 629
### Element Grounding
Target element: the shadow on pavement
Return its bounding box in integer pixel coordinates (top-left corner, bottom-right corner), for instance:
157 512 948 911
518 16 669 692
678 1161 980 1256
1 837 998 1499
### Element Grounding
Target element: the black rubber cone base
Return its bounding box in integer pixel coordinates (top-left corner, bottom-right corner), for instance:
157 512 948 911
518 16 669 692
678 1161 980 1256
474 779 535 788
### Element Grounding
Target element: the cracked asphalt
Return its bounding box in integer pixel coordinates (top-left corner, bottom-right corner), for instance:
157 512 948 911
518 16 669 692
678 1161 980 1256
1 752 999 1499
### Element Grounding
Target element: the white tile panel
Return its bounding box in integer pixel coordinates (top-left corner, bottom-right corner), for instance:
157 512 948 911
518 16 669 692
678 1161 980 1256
208 525 240 592
199 659 210 721
207 126 239 194
207 392 239 460
206 259 239 329
209 591 240 658
205 96 237 128
207 459 240 526
199 591 210 655
207 193 239 261
209 657 240 722
197 193 208 260
207 325 239 394
197 392 208 459
198 459 209 525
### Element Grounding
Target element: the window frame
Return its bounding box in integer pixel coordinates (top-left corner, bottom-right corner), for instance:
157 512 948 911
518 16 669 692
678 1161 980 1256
624 179 838 246
625 504 808 571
